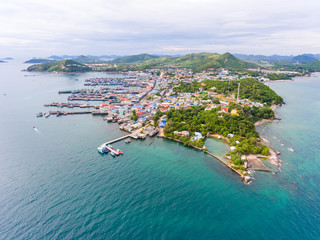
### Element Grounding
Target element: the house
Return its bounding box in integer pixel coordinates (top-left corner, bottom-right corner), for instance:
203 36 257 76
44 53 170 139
227 133 234 138
173 131 190 137
219 107 229 113
159 120 166 128
191 132 203 141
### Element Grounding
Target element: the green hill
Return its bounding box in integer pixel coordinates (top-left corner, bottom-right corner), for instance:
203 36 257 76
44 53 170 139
111 52 258 71
27 59 92 72
111 54 160 63
300 60 320 72
292 54 317 64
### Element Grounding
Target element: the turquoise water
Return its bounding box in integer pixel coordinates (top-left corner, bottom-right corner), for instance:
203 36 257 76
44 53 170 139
0 61 320 239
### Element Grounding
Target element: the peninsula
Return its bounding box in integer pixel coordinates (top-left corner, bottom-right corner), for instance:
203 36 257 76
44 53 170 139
32 52 293 183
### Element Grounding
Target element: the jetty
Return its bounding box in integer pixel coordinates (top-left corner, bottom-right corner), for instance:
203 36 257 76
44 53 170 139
103 135 131 145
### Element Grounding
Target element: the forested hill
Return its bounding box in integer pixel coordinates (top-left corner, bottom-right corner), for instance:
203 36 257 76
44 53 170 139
27 59 92 72
110 52 259 71
110 54 160 63
174 78 283 105
202 78 284 105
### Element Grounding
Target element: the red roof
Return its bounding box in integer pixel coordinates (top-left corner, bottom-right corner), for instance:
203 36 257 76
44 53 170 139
221 107 229 112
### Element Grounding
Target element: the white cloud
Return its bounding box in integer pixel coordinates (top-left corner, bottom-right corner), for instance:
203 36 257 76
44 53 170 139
0 0 320 57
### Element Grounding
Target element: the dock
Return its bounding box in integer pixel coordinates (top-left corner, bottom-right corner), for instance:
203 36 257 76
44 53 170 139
102 134 131 145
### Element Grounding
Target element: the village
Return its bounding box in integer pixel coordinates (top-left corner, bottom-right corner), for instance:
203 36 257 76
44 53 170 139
37 67 284 184
39 68 270 138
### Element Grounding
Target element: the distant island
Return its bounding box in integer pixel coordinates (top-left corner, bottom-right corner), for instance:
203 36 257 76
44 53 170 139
26 52 320 74
24 58 57 64
27 59 92 72
26 52 258 73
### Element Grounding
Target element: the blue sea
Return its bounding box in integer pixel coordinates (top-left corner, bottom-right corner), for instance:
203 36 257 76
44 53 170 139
0 60 320 239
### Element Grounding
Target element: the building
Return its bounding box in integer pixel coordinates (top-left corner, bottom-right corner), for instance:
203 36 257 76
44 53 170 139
173 131 190 137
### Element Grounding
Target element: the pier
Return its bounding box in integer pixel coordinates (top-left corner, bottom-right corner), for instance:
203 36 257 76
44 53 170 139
101 135 131 156
58 90 72 94
102 134 132 145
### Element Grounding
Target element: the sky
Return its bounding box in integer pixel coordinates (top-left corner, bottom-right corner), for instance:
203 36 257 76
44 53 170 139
1 0 320 57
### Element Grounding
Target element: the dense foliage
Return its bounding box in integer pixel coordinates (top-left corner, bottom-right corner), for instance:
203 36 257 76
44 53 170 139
163 105 273 161
299 60 320 72
266 73 294 80
202 78 284 105
174 82 201 93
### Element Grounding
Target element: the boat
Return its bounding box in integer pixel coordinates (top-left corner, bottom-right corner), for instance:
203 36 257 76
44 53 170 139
110 151 116 157
36 112 43 117
44 112 50 118
125 138 131 143
106 117 113 122
97 146 109 154
117 149 123 155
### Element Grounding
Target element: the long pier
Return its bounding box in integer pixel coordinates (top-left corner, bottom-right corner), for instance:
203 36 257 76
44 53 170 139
103 134 131 145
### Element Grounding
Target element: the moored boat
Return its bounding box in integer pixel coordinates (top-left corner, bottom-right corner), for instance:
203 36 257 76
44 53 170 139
97 145 109 154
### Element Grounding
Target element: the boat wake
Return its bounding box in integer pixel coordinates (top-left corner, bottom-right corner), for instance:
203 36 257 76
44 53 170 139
288 147 294 152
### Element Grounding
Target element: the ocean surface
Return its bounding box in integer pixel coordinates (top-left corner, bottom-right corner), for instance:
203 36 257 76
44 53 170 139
0 60 320 239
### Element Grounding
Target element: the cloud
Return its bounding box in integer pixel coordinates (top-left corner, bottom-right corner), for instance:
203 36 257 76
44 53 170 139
0 0 320 57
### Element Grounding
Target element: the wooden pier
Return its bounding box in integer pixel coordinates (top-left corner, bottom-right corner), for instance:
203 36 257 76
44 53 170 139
102 134 132 145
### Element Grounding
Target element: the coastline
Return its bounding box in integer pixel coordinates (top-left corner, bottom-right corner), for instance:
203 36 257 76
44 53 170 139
157 119 282 183
157 133 248 181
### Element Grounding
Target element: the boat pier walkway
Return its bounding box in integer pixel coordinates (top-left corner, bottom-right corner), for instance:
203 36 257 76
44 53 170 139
102 134 131 145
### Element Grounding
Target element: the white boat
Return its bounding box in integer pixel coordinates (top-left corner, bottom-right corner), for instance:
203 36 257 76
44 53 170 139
97 146 109 154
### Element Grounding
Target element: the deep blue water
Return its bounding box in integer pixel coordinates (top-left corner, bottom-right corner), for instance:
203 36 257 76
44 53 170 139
0 61 320 239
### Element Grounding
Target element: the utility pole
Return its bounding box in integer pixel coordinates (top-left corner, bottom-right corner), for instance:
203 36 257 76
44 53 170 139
237 82 240 103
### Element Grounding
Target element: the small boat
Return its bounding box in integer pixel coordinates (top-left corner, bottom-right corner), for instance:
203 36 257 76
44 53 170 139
97 146 104 153
36 112 43 117
117 149 123 155
44 112 50 118
125 138 131 143
97 146 109 154
106 117 113 122
110 151 116 157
